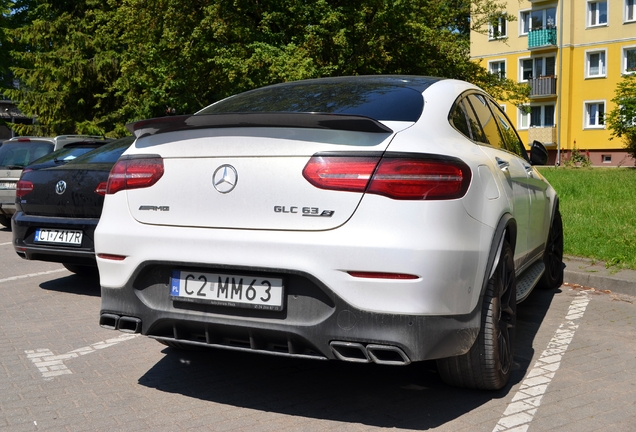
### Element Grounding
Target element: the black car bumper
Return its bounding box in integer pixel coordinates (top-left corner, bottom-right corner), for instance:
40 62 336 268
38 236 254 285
12 211 99 266
100 261 482 365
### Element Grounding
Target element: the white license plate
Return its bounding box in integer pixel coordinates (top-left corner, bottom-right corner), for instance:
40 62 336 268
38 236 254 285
170 270 284 311
34 228 83 246
0 181 16 190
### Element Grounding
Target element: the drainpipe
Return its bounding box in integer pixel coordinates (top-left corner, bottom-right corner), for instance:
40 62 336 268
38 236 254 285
556 0 565 165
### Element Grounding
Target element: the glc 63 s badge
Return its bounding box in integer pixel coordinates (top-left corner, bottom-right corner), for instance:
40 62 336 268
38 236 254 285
274 206 334 217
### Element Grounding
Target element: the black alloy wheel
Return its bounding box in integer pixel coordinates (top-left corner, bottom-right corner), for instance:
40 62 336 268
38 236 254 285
539 207 564 289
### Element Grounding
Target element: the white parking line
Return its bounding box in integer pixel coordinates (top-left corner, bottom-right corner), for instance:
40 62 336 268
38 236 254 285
0 268 67 284
25 333 140 379
493 291 591 432
0 241 13 246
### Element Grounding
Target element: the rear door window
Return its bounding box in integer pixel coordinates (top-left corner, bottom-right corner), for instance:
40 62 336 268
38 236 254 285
466 94 505 149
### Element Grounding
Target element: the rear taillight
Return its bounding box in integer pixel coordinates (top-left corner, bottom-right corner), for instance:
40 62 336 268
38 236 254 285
95 181 107 196
16 179 34 197
302 155 471 200
106 157 164 195
302 156 381 193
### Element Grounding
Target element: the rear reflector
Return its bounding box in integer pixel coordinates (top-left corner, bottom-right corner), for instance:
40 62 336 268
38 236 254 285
16 179 34 197
106 157 164 195
303 155 471 200
347 271 419 280
97 253 126 261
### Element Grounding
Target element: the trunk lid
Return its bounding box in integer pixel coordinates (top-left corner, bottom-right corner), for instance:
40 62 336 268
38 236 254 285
126 124 405 231
19 163 111 218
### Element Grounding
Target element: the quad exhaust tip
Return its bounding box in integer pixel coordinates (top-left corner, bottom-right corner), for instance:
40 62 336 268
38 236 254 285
99 313 142 334
329 341 410 365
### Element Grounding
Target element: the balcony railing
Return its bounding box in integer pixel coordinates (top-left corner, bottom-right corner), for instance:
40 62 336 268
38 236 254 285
528 28 557 49
529 76 557 97
528 126 557 146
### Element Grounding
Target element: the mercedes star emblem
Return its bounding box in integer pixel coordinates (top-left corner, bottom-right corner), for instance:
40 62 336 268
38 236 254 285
212 164 238 194
55 180 67 195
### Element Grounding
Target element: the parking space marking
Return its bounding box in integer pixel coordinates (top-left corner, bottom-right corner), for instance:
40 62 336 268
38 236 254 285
493 291 591 432
0 268 67 284
25 333 139 379
0 241 12 246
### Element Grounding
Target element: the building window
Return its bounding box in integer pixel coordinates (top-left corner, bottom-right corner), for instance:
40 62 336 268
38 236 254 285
585 101 606 128
624 47 636 73
489 15 508 40
518 104 555 129
521 8 557 35
489 60 506 78
520 56 556 81
586 50 607 77
588 1 608 26
602 154 612 163
628 0 636 22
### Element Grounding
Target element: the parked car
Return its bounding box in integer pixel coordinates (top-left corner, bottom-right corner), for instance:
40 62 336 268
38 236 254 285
12 136 135 274
0 135 110 228
95 76 564 390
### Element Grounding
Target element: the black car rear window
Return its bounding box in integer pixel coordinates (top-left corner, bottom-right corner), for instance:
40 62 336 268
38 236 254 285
69 136 134 164
0 142 54 168
197 76 439 122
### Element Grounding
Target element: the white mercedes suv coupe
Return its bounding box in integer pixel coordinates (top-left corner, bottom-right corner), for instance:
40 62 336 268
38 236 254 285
96 76 563 390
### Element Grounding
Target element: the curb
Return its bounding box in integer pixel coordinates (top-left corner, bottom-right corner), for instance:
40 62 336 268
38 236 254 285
563 256 636 297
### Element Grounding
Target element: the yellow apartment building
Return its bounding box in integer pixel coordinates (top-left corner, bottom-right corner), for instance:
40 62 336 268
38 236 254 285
471 0 636 166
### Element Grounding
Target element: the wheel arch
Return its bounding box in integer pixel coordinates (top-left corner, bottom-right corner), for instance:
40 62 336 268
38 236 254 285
479 213 517 303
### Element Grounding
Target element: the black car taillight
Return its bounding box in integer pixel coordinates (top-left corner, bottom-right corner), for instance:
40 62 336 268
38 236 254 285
302 155 471 200
106 157 164 195
95 181 107 196
16 179 34 197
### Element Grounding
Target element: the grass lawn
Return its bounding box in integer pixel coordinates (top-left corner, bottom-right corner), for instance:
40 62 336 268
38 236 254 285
539 167 636 270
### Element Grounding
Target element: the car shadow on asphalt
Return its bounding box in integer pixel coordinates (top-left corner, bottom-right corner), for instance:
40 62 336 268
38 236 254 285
134 287 560 428
39 273 101 297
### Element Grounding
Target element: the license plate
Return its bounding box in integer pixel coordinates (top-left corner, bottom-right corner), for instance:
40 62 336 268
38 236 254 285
0 181 16 190
170 270 284 311
34 228 83 246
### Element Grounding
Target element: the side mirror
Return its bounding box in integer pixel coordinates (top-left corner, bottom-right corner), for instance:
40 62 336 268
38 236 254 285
530 140 548 166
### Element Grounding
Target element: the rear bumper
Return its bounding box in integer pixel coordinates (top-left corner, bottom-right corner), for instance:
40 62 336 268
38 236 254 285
12 211 98 265
0 201 15 217
100 261 481 363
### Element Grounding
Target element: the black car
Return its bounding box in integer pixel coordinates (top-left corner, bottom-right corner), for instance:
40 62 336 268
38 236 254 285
12 136 134 274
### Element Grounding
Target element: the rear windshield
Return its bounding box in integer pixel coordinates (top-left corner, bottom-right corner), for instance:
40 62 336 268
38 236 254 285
30 145 102 165
69 136 134 164
197 76 438 122
0 142 54 168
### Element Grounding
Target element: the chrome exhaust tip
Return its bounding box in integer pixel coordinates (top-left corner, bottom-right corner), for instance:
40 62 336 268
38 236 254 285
329 341 371 363
366 344 411 365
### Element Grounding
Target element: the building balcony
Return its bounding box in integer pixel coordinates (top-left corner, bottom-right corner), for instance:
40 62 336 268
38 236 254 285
528 28 557 50
528 126 557 146
529 76 557 97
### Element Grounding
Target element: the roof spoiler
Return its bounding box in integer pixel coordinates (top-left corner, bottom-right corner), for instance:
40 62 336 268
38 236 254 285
126 112 394 138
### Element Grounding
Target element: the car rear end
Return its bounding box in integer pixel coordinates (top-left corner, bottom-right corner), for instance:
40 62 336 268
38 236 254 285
13 137 134 265
96 77 492 365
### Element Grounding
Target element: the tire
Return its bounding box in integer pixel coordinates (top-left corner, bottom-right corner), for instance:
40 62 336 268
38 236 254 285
538 207 564 290
437 240 517 390
63 263 98 276
0 214 11 229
